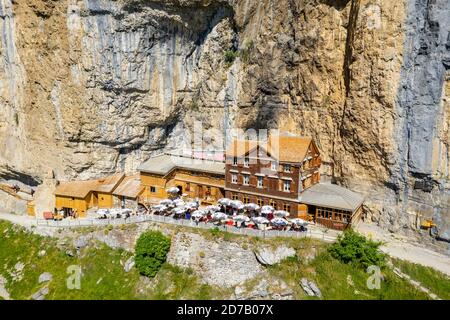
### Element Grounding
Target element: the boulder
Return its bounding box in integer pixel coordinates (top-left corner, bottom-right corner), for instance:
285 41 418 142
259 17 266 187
124 257 135 272
65 250 74 257
31 287 49 300
254 246 296 266
300 278 322 298
73 236 89 249
38 272 53 284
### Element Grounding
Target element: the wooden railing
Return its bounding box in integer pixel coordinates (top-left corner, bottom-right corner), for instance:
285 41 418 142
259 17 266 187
315 217 350 231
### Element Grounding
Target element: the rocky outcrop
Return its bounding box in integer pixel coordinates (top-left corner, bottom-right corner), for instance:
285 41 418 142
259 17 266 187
254 246 296 266
0 0 448 240
167 232 265 287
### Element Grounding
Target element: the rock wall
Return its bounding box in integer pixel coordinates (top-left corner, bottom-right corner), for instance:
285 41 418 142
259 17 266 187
0 0 449 239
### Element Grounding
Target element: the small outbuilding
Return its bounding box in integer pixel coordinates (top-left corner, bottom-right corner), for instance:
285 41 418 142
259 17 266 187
112 174 145 210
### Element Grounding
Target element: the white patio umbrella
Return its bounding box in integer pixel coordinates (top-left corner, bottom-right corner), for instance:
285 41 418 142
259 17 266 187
252 217 270 224
270 217 289 226
274 210 290 218
191 211 203 220
206 205 221 213
261 205 275 215
186 201 199 209
218 198 231 206
96 209 109 219
173 199 185 207
159 199 174 206
191 210 207 219
233 215 250 222
172 206 186 215
244 203 260 211
230 200 244 210
152 204 167 212
290 218 308 226
166 186 180 194
211 211 228 221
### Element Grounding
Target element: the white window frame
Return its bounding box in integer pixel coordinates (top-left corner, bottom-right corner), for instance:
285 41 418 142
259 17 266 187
244 157 249 167
243 174 250 185
257 176 264 188
283 164 291 173
283 180 291 192
233 157 238 166
271 161 277 171
231 174 238 184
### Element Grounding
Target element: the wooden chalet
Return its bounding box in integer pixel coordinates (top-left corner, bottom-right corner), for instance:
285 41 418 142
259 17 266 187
54 173 124 218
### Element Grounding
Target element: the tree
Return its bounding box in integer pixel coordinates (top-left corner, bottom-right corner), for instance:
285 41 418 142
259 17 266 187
328 229 386 269
135 231 171 278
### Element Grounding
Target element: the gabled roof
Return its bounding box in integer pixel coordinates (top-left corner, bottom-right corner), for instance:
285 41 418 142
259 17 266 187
93 173 125 193
226 135 316 163
112 174 144 198
268 135 314 163
226 140 260 158
54 179 98 199
299 183 364 212
138 154 225 176
54 173 125 199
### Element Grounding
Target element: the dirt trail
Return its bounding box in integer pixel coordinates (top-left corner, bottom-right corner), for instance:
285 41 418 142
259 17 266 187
356 223 450 276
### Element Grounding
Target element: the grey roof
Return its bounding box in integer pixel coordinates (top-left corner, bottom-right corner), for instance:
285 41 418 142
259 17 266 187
299 183 364 212
138 154 225 176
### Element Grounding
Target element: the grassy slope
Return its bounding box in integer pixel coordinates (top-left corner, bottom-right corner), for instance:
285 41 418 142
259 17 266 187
0 221 449 300
0 221 216 300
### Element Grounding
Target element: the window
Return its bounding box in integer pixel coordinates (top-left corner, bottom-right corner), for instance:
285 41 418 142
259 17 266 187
244 157 249 167
269 200 277 210
232 194 239 200
243 175 250 185
283 180 291 192
150 186 156 193
186 183 190 192
233 157 238 166
257 198 264 207
271 161 277 171
257 176 264 188
231 174 238 184
283 204 290 212
243 196 250 204
206 186 211 195
283 164 291 173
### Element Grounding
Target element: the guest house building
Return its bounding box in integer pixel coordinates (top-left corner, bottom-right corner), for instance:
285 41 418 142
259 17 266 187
224 135 364 230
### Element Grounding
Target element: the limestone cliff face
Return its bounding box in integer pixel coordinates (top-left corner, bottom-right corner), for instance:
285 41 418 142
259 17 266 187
0 0 449 240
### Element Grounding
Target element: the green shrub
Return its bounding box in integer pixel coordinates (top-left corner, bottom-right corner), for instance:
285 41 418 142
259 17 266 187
328 229 386 269
224 49 238 67
135 231 171 278
209 227 221 237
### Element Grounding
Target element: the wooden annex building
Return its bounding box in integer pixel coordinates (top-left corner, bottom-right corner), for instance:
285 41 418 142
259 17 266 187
55 173 126 218
137 153 225 206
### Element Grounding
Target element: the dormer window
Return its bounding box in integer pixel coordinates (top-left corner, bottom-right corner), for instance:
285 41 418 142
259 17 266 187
233 157 238 166
283 164 291 173
244 157 249 167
